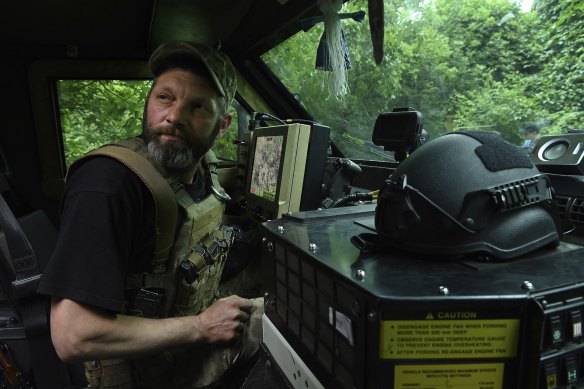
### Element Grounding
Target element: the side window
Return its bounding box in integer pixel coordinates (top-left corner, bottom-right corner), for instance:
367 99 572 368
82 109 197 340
57 79 240 166
212 100 246 164
57 80 150 165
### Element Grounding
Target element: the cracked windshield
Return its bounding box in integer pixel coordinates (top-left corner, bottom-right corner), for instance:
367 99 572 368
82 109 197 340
261 0 583 161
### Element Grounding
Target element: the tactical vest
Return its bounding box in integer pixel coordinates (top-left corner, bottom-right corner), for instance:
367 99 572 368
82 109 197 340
75 137 235 388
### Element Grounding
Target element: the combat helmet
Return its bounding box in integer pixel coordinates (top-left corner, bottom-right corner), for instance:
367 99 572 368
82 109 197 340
375 131 561 259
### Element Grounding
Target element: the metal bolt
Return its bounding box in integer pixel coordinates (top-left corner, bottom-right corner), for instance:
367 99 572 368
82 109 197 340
368 311 377 321
266 241 274 252
463 218 475 228
521 281 534 291
277 225 284 233
309 243 318 252
355 269 366 281
438 286 450 295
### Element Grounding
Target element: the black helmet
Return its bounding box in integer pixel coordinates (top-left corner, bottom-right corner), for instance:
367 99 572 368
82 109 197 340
375 131 561 259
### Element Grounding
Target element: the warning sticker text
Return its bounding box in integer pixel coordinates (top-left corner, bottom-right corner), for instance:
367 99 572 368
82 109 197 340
380 319 519 359
394 363 504 388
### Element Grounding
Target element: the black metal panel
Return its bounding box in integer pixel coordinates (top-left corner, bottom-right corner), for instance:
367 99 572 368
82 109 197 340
260 205 584 388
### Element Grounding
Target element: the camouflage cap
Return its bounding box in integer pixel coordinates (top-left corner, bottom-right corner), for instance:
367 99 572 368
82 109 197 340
149 41 237 104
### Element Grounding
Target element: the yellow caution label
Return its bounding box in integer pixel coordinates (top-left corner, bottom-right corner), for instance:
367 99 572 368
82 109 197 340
547 374 557 388
380 319 519 359
394 363 504 389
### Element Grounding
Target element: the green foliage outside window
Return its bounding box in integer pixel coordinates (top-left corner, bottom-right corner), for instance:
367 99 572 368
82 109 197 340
58 80 149 166
261 0 584 159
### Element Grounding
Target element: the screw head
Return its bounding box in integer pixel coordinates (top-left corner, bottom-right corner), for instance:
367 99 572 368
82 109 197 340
438 286 450 295
521 281 534 291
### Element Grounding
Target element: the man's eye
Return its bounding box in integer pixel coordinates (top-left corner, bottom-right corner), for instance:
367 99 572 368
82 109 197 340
157 93 171 101
191 102 206 111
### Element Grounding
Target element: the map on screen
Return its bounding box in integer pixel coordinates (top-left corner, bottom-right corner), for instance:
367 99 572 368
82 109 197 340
249 135 284 201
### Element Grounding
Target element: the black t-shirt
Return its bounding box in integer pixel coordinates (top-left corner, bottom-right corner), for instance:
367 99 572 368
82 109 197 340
38 156 208 312
38 157 156 312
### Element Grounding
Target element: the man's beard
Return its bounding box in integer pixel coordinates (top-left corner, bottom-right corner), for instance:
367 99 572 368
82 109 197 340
142 120 220 172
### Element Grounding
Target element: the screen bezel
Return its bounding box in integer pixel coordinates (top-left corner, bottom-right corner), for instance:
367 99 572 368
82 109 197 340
245 123 310 220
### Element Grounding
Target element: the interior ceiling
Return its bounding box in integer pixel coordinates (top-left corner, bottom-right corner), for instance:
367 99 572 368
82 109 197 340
1 0 155 58
1 0 321 60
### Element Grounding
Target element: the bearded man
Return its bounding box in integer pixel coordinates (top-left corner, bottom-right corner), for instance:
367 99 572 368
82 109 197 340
38 41 263 389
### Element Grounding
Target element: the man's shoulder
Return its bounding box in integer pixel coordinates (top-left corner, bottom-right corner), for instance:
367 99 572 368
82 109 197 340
70 154 140 179
67 155 146 195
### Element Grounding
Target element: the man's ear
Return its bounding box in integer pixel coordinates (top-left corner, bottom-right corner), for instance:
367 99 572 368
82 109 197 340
216 114 233 139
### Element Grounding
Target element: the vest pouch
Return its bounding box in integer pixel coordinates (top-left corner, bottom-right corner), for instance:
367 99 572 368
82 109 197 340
84 359 134 389
172 226 234 317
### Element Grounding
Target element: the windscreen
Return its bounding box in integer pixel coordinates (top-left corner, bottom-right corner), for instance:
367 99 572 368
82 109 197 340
261 0 583 161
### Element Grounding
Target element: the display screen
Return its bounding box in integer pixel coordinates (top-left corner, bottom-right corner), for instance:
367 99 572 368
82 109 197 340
250 135 284 201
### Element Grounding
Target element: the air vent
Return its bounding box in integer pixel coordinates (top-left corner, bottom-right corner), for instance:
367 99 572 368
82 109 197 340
569 198 584 224
555 195 569 221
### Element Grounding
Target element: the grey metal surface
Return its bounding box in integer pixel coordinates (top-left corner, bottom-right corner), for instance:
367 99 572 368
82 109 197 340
261 204 584 301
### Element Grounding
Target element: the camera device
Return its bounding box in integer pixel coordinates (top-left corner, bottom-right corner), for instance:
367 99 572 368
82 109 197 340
371 107 428 163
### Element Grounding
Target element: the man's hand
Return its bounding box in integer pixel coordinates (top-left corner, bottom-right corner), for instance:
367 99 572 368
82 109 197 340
194 295 253 344
50 294 254 363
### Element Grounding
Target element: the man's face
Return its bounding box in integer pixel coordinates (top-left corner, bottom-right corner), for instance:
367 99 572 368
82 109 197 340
142 68 231 172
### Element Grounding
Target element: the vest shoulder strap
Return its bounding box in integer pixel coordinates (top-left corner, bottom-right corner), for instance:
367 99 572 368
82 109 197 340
83 145 177 264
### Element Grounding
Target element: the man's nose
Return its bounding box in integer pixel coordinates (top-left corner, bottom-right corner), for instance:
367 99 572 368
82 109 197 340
165 103 187 128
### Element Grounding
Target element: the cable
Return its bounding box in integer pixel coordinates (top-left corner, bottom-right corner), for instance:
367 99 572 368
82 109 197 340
329 191 376 208
257 112 286 124
248 112 320 131
283 118 317 125
248 112 286 131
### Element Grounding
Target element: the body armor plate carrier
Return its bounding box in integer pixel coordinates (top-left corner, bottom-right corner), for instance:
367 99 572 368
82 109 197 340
71 137 262 389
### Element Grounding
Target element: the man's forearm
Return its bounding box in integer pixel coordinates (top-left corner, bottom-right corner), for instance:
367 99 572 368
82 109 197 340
50 298 204 363
50 295 252 363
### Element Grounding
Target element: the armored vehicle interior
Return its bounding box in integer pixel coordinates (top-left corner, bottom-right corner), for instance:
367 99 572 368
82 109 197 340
2 0 584 388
